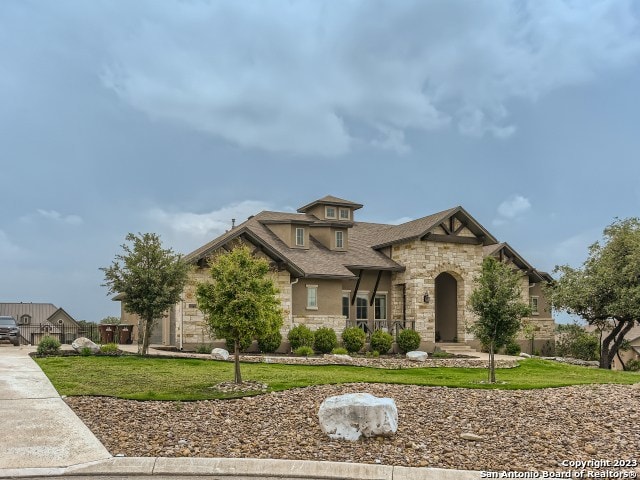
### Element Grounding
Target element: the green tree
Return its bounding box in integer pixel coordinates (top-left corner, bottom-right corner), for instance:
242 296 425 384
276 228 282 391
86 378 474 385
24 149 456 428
469 257 531 383
101 233 189 355
100 316 121 325
551 218 640 369
196 246 282 383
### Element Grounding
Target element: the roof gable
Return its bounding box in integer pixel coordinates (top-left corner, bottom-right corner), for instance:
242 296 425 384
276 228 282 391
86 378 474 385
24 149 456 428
371 206 498 248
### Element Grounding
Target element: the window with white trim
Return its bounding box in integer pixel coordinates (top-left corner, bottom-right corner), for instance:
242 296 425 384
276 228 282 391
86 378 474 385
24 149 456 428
356 295 368 320
306 285 318 309
325 206 336 219
342 292 350 318
339 208 350 220
374 294 387 320
295 227 305 246
530 296 539 315
335 230 344 249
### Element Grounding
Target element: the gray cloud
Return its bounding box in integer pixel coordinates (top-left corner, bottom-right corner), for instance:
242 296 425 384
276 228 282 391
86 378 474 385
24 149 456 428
100 0 640 156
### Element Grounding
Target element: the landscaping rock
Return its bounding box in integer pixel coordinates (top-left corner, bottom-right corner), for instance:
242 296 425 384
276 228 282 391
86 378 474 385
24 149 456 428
211 348 229 361
318 393 398 441
519 352 531 358
71 337 100 354
323 354 353 363
406 351 429 362
460 433 484 441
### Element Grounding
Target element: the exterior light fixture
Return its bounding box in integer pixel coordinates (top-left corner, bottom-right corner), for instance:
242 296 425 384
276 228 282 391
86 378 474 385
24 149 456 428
423 292 430 303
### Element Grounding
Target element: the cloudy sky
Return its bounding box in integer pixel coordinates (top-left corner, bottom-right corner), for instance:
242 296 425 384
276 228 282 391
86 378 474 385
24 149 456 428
2 0 639 322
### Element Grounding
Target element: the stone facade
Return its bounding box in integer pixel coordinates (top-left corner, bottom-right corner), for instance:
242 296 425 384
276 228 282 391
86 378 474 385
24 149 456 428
390 236 484 347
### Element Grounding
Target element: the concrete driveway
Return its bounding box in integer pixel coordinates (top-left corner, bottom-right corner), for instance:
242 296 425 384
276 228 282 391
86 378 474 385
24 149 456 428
0 344 111 469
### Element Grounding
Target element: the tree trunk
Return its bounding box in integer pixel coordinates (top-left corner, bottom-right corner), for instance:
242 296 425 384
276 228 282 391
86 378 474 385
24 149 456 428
137 318 144 355
141 317 154 355
488 341 496 383
607 321 634 369
600 320 624 369
601 320 633 369
234 340 242 384
615 348 626 371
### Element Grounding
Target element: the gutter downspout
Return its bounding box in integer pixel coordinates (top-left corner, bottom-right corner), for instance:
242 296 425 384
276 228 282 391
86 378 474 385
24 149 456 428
179 300 184 351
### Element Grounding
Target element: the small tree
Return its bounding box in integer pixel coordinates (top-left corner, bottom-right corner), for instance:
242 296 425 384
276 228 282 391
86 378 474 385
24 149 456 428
101 233 189 355
469 257 531 383
196 246 282 383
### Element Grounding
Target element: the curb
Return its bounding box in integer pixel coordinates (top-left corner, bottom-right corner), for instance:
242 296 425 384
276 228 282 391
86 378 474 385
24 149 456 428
0 457 482 479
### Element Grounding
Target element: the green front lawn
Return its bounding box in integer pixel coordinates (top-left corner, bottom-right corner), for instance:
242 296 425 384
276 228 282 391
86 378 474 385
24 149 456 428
35 356 639 401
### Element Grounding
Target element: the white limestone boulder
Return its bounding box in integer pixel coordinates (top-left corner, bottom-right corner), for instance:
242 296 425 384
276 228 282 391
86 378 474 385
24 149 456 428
406 351 429 362
211 348 229 360
519 352 531 358
318 393 398 441
71 337 100 354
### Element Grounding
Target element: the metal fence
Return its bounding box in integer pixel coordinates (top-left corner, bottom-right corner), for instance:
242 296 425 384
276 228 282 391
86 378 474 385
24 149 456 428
17 323 101 346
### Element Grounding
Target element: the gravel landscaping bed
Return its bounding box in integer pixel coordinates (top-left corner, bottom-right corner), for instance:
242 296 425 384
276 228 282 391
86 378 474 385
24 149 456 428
67 383 640 472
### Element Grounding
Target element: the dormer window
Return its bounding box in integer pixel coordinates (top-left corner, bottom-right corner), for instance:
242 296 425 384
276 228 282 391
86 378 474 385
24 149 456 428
339 208 350 220
295 227 305 246
20 315 31 325
325 206 337 219
335 231 344 249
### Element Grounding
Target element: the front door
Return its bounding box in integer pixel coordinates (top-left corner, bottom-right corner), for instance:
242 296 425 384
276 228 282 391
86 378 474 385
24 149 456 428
435 272 457 342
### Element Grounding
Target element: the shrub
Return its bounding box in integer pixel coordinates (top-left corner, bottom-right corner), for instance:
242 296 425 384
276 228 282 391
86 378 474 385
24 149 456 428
342 327 366 353
556 325 598 361
288 325 314 350
331 347 349 355
225 336 252 353
397 329 421 353
313 327 337 354
80 347 93 356
37 336 61 355
366 350 380 358
100 343 119 354
505 341 521 356
258 330 282 353
626 359 640 372
370 330 393 354
195 344 212 354
431 351 453 358
294 346 314 357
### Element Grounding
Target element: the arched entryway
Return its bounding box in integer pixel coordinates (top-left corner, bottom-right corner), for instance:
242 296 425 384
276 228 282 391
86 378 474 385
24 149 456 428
435 272 458 342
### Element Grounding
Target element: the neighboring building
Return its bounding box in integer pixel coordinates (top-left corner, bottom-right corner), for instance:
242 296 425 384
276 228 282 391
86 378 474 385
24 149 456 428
0 302 81 345
117 195 555 352
586 325 640 371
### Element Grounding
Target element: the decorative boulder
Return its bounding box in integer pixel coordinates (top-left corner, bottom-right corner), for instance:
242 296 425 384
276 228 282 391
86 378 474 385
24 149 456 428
406 351 429 362
318 393 398 441
519 352 531 358
71 337 100 354
211 348 229 360
323 354 353 363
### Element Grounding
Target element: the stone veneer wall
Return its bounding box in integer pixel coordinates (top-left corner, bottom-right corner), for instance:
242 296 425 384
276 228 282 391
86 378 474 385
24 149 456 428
390 238 485 343
176 265 294 350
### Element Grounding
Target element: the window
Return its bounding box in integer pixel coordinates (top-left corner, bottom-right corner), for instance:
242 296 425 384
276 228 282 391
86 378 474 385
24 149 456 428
295 227 305 246
335 230 344 249
356 295 368 320
20 315 31 325
530 296 539 315
374 294 387 320
342 292 350 318
325 206 337 219
307 285 318 309
339 208 350 220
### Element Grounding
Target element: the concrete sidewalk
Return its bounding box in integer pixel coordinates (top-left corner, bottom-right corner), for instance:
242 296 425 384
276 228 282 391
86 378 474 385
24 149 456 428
0 345 111 470
0 344 483 479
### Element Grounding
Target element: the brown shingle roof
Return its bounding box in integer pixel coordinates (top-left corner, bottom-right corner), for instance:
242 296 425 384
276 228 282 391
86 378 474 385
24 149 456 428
297 195 364 213
184 201 503 278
